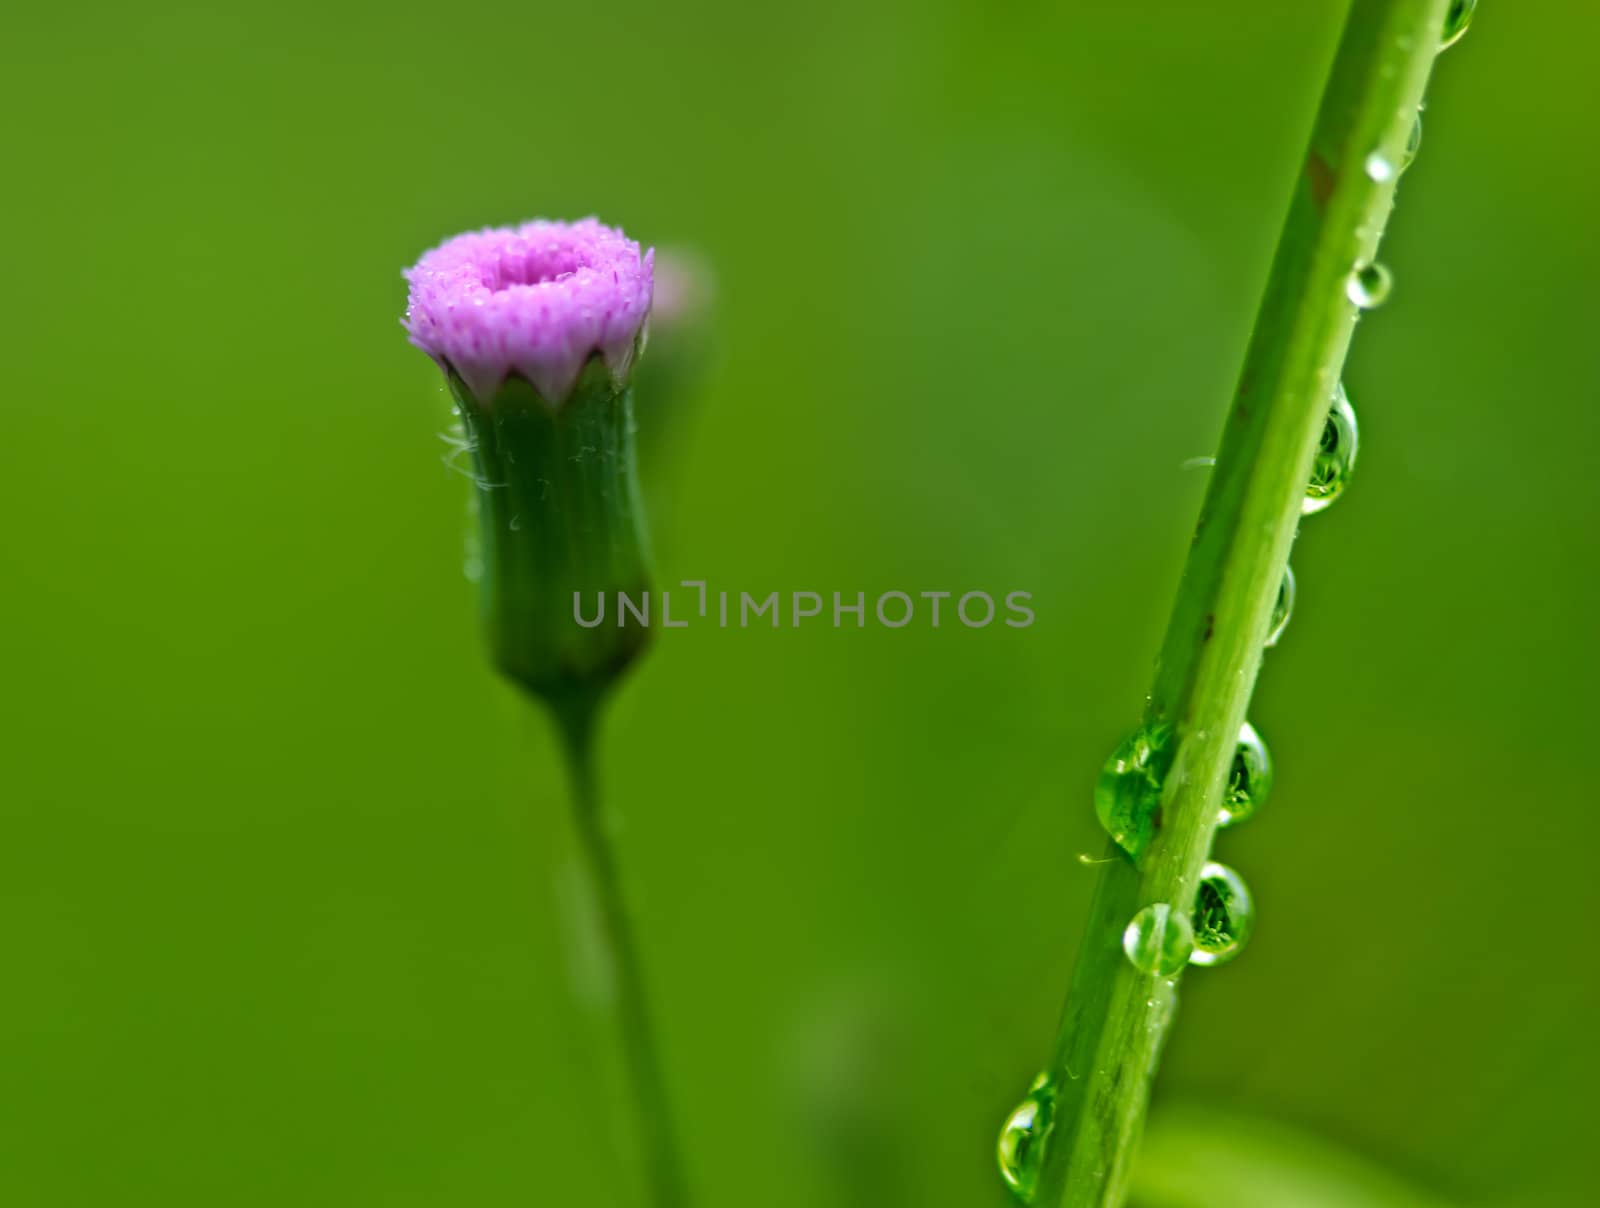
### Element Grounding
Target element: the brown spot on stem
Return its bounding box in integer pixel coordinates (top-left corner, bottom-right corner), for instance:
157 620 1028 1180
1202 613 1215 642
1308 153 1336 209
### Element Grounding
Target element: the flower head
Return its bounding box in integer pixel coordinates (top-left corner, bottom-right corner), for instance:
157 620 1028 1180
404 217 654 405
403 218 657 704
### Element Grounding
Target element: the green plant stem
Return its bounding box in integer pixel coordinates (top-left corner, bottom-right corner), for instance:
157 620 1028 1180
1035 3 1451 1205
552 691 688 1208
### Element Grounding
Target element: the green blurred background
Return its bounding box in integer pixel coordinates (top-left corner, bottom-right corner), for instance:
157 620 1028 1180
2 2 1595 1205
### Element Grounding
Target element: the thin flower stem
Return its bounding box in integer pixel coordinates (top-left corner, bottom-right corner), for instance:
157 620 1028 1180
552 692 689 1208
1034 3 1452 1205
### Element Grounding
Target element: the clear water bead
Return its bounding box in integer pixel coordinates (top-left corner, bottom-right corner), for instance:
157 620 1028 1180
1094 722 1175 859
1303 384 1359 515
996 1073 1055 1202
1124 903 1196 976
1190 862 1255 967
1402 115 1422 172
1364 152 1395 183
1442 0 1476 49
1346 261 1393 309
1266 566 1295 648
1220 722 1273 828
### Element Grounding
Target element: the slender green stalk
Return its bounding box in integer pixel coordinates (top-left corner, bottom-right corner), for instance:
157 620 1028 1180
1034 3 1452 1205
552 691 688 1208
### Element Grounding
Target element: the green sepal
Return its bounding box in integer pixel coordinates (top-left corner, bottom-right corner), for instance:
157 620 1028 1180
450 358 653 707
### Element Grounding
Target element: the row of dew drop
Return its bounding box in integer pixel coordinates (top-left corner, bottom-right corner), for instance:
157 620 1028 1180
997 3 1476 1199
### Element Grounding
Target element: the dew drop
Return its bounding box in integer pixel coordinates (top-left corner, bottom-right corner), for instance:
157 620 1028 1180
1346 261 1393 309
996 1074 1056 1202
1094 722 1175 859
1441 0 1476 49
1302 384 1359 515
1364 151 1395 183
1190 862 1255 967
1402 115 1423 172
1220 722 1273 828
1148 977 1178 1035
1123 903 1196 976
1266 565 1295 648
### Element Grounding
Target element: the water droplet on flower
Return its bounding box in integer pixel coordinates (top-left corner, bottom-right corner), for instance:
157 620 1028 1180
1441 0 1476 49
1266 566 1295 648
1220 722 1273 828
996 1075 1055 1202
1364 152 1395 183
1124 903 1196 976
1402 115 1422 172
1095 722 1175 859
1190 862 1255 967
1303 384 1359 515
1346 261 1393 309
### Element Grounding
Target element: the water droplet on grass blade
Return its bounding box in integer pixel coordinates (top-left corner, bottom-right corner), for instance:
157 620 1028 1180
1364 152 1395 183
1095 723 1175 859
1147 976 1178 1035
1220 722 1273 828
1402 115 1422 172
996 1074 1055 1201
1124 903 1195 976
1190 862 1255 967
1442 0 1476 49
1346 261 1393 309
1266 566 1295 648
1303 384 1359 515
